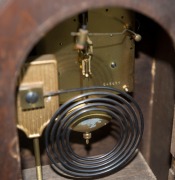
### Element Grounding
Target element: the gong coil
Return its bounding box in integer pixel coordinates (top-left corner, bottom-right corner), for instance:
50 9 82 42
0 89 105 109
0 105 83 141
45 86 144 178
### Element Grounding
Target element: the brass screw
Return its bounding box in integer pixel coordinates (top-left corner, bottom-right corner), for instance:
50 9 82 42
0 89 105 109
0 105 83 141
110 62 117 69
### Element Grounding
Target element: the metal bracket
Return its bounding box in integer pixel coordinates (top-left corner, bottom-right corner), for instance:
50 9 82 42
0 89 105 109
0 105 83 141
19 83 44 110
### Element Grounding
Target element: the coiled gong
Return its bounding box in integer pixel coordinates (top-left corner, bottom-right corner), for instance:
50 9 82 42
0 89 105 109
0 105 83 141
45 86 144 178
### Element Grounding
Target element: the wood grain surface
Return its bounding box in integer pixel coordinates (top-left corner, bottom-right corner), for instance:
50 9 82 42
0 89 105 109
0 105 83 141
22 152 156 180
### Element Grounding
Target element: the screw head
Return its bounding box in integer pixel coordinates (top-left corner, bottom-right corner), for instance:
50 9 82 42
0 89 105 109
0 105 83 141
25 91 39 104
110 62 117 69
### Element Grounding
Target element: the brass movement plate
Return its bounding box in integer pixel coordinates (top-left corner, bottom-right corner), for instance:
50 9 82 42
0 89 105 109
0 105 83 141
36 7 135 103
17 55 59 138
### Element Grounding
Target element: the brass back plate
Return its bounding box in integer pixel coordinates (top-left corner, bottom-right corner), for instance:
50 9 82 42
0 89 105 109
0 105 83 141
17 55 58 138
36 8 135 103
